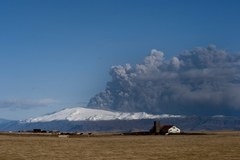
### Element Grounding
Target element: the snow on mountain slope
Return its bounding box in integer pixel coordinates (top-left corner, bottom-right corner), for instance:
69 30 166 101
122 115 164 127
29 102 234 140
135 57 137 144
26 107 184 122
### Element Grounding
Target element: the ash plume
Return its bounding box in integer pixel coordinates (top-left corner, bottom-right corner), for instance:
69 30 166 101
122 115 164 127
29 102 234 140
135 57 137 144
88 45 240 116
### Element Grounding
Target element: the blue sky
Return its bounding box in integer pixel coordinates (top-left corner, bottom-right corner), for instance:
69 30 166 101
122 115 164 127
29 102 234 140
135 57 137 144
0 0 240 120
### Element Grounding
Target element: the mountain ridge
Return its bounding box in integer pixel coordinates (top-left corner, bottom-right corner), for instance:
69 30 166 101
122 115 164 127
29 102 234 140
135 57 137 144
0 107 239 132
1 116 240 132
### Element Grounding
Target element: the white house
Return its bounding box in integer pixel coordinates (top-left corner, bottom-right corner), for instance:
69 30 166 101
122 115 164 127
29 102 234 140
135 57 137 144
160 125 181 134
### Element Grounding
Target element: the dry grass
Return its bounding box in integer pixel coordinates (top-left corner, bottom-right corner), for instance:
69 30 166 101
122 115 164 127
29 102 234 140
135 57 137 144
0 132 239 160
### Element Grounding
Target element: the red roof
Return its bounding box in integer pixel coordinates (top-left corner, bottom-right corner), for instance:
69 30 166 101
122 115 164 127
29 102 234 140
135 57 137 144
160 125 174 133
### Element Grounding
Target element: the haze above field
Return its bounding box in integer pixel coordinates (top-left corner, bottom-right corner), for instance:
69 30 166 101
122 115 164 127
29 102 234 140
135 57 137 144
1 0 240 120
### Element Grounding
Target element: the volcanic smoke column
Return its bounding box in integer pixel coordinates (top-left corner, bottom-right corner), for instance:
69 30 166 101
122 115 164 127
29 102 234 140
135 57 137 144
88 45 240 116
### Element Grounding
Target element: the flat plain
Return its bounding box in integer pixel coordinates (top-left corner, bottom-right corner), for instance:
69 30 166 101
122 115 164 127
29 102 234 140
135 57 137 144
0 132 239 160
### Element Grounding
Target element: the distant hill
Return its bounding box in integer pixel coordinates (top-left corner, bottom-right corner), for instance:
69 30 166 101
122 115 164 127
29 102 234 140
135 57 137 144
0 107 239 132
0 118 11 124
0 116 240 132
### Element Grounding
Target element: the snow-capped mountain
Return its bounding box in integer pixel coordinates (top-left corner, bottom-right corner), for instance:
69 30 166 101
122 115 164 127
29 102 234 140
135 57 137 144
26 107 183 123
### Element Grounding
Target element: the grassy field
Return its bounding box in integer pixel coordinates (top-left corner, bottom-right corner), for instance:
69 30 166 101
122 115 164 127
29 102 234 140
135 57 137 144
0 132 239 160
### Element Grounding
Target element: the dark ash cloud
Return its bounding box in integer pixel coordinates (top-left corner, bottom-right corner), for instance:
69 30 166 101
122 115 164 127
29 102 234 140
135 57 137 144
88 45 240 116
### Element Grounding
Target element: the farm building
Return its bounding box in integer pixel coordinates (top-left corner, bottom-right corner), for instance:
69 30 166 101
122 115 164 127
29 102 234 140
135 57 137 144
149 121 161 134
160 125 181 135
149 121 181 135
